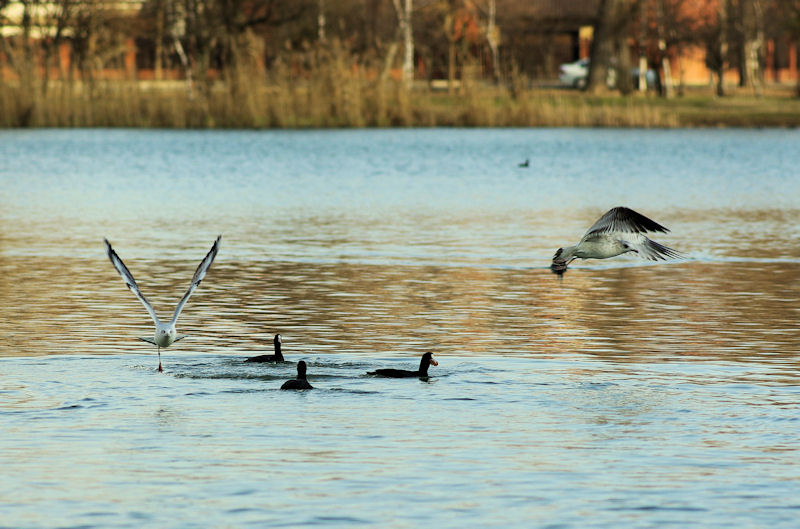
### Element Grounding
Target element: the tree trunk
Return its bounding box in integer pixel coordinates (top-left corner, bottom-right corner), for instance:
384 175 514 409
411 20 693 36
744 0 764 96
42 44 52 95
380 38 399 83
736 0 747 87
366 0 380 49
716 2 728 97
173 34 194 99
587 0 616 93
402 0 413 86
487 0 500 83
659 41 673 97
616 29 634 95
448 37 456 93
392 0 414 87
444 5 456 94
638 55 647 92
318 0 327 43
637 1 646 92
155 1 164 81
655 0 673 97
20 0 34 96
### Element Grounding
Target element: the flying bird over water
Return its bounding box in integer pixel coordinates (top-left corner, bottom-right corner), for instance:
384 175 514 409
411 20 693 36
104 235 221 372
551 207 680 275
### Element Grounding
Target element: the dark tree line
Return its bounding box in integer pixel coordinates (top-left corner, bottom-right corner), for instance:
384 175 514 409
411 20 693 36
587 0 800 96
2 0 800 97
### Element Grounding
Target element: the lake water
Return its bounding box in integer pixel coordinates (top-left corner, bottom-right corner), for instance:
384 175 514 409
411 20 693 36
1 128 799 528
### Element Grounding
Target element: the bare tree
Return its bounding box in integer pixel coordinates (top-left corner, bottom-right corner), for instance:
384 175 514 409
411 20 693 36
38 0 76 93
587 0 616 93
0 0 38 123
655 0 698 97
170 0 310 96
742 0 764 95
441 0 459 93
70 1 130 84
317 0 326 42
777 0 800 96
706 0 730 96
392 0 414 86
19 0 36 95
486 0 499 83
587 0 638 94
637 0 647 92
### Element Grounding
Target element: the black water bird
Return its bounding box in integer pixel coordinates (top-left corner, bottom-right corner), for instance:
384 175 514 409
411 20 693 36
245 334 284 362
281 360 313 390
368 352 439 378
518 158 530 168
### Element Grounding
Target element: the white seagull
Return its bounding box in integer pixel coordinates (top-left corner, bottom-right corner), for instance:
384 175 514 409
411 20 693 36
551 207 680 274
104 235 221 371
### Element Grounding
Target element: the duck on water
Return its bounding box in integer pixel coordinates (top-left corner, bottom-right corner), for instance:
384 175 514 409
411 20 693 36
245 334 284 363
281 361 313 390
367 352 439 378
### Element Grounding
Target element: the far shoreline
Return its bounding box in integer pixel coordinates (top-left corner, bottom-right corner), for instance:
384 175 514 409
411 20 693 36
2 81 800 129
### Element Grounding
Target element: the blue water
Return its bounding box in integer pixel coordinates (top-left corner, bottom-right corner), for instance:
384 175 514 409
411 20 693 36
1 128 800 528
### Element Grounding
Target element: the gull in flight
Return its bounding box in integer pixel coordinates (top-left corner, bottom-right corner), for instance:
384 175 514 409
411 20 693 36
104 235 221 371
551 207 680 275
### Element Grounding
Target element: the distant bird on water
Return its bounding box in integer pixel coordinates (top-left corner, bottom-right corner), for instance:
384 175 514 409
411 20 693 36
518 158 530 168
551 207 680 275
245 334 285 363
104 235 221 372
281 360 313 390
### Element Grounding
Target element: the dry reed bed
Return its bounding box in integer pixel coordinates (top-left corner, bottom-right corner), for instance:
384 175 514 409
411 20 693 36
2 73 799 129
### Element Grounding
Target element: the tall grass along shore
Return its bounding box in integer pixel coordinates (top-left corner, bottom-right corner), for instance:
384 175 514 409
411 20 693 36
3 55 800 129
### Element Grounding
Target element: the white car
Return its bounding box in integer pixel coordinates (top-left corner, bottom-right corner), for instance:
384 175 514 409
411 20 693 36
558 58 589 89
558 58 659 91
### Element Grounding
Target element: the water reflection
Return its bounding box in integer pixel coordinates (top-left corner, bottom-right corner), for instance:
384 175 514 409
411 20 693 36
2 251 799 369
3 129 800 529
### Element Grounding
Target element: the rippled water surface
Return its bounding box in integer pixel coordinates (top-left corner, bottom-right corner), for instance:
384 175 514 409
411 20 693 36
1 129 800 528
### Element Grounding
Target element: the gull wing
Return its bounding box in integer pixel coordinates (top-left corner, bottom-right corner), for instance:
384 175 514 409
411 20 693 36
625 234 682 261
105 239 161 325
170 235 221 326
584 207 670 238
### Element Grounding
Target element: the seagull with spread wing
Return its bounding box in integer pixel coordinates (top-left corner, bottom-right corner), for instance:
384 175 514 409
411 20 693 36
104 235 221 371
551 207 680 275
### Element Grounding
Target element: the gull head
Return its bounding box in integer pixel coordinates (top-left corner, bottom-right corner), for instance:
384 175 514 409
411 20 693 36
551 247 569 276
155 327 177 347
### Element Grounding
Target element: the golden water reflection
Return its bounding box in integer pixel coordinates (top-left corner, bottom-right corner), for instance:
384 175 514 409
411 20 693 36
1 253 798 367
